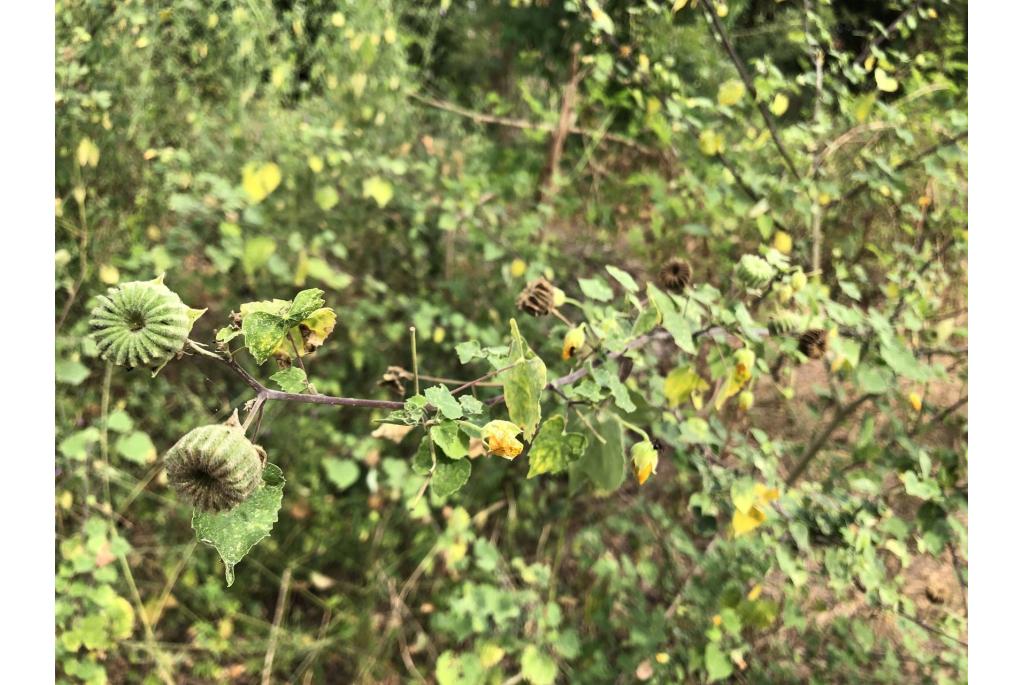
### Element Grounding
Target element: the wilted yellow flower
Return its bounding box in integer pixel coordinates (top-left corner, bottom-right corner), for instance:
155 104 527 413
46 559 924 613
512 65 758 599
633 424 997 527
631 439 658 485
562 324 586 361
481 420 523 459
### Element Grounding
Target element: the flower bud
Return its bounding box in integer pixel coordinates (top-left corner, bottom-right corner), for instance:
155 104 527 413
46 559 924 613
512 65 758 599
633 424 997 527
631 439 659 485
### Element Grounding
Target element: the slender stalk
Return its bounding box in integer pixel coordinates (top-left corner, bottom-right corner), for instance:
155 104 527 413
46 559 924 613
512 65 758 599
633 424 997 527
261 566 293 685
410 327 420 397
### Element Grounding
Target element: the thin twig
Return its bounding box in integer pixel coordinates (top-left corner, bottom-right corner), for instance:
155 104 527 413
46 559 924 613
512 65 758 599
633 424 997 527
831 131 967 208
410 327 420 397
699 0 800 180
855 0 925 65
786 394 873 486
409 91 661 157
261 566 293 685
118 555 176 685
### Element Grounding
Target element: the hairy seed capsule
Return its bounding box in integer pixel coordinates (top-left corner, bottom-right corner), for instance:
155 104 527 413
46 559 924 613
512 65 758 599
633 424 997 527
516 278 557 316
658 257 693 293
767 310 801 336
798 328 828 360
90 277 191 367
165 417 265 512
736 254 775 289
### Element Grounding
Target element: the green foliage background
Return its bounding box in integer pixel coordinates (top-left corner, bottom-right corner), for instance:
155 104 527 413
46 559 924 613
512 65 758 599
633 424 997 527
56 0 967 683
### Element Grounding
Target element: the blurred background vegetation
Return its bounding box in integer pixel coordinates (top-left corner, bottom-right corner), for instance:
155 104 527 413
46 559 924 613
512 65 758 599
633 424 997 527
56 0 967 683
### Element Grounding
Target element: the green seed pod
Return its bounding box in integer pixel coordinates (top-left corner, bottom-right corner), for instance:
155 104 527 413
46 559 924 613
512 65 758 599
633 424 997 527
736 254 775 290
90 276 191 367
767 310 801 336
165 414 266 512
658 257 693 293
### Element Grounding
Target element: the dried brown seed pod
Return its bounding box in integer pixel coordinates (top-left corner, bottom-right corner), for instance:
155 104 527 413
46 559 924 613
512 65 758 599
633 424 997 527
516 278 557 316
658 258 693 293
165 413 266 512
798 329 828 360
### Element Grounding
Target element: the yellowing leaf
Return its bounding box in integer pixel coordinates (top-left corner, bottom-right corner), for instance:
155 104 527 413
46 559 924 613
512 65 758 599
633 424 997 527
874 68 898 93
664 366 709 407
350 72 368 97
314 185 339 211
853 93 876 123
362 176 393 208
747 584 763 600
331 12 346 27
672 0 690 13
98 264 120 285
699 129 725 156
770 93 789 116
717 79 746 107
242 162 282 203
590 6 615 35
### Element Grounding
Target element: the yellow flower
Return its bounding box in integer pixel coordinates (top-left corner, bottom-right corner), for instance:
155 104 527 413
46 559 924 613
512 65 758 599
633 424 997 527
509 258 527 278
481 420 523 460
714 349 755 411
773 231 793 255
747 583 763 601
562 325 586 361
631 439 658 485
790 270 808 292
907 391 923 412
731 483 780 537
655 652 670 665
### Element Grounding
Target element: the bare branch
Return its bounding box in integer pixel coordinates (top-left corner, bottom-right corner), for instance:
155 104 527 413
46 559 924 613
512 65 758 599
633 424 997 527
698 0 801 180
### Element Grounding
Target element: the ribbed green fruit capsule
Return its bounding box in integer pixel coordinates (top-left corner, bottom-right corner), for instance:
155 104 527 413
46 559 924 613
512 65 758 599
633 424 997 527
90 276 191 367
165 414 266 512
736 254 775 289
767 310 801 336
